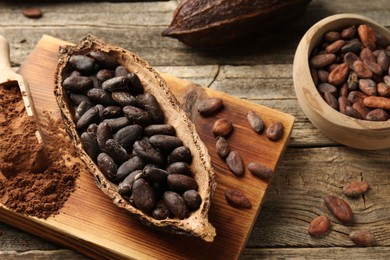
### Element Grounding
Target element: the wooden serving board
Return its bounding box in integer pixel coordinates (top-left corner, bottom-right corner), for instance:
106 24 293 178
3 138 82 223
1 35 294 259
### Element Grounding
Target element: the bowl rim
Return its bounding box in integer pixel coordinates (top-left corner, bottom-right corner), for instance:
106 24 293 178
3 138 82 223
293 13 390 131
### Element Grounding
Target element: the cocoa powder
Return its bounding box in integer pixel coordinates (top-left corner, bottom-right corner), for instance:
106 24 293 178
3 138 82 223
0 83 80 219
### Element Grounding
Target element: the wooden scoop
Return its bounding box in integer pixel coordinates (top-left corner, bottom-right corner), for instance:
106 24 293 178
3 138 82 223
0 35 49 174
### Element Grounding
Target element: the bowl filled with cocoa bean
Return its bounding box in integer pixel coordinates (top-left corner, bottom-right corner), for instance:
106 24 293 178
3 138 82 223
293 13 390 150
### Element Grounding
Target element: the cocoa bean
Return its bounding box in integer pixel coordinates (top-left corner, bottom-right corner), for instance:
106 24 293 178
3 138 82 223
317 83 338 96
89 50 119 69
63 76 93 93
152 200 172 220
166 162 192 176
358 24 377 50
377 82 390 97
97 153 117 182
308 215 331 238
96 69 115 82
323 195 353 224
111 91 137 107
167 146 192 164
76 106 99 130
69 55 96 73
122 105 151 125
324 31 341 42
215 136 230 159
104 139 129 166
136 93 164 124
341 39 362 53
226 151 244 177
266 121 284 141
117 170 142 196
149 134 183 151
103 117 131 132
114 124 142 151
248 162 273 181
247 110 265 134
69 93 90 105
22 7 42 19
131 178 156 213
325 39 345 54
116 156 145 182
183 190 202 210
143 124 175 137
341 25 357 39
377 50 389 71
167 174 198 193
133 139 164 165
310 54 337 68
338 96 350 114
102 106 122 119
126 72 144 96
365 109 389 121
323 91 339 111
197 98 224 116
102 76 130 92
343 181 369 198
349 230 375 246
75 101 94 121
96 122 113 151
344 52 360 69
352 60 373 79
224 189 252 209
358 79 377 96
163 191 189 219
346 106 362 119
352 101 370 119
87 88 117 106
363 96 390 110
142 167 168 184
212 118 233 137
317 69 329 83
80 132 99 162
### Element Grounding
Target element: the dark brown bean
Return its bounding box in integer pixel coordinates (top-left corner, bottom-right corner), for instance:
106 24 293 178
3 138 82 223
226 151 244 177
114 124 142 151
22 7 42 19
116 156 145 182
76 106 99 130
197 98 224 116
136 93 164 124
149 135 183 151
102 117 131 132
142 167 168 184
69 93 90 105
215 136 230 159
346 106 362 119
166 162 192 176
133 139 164 165
167 174 198 192
152 200 172 220
63 76 93 93
80 132 99 162
104 139 129 166
96 69 115 82
341 39 362 53
96 122 113 151
358 79 377 96
87 88 117 106
131 178 156 213
247 110 264 134
323 195 353 224
102 106 122 119
143 124 175 137
317 83 338 96
309 54 337 68
352 101 370 119
97 153 117 182
308 215 331 238
212 118 233 137
224 189 252 209
265 121 284 141
122 105 151 125
75 101 94 121
341 25 356 39
69 55 96 73
126 72 144 96
317 69 329 83
111 91 138 106
163 191 189 219
338 96 350 114
102 76 130 92
167 146 192 164
183 190 202 210
248 162 274 181
89 50 119 69
365 109 389 121
117 170 142 196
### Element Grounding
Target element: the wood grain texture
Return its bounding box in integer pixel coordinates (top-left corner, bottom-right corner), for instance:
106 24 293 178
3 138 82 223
7 35 293 259
1 0 390 259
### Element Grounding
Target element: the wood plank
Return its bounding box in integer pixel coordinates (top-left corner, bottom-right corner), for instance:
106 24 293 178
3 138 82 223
2 35 294 259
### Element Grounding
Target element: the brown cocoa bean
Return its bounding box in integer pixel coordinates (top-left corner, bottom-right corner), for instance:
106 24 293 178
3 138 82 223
352 101 370 119
136 93 164 124
149 134 183 151
197 98 224 116
111 91 137 107
63 76 93 93
349 230 375 246
116 156 145 182
69 93 89 105
97 153 117 182
358 79 377 96
183 190 202 210
143 124 175 137
323 91 339 111
248 162 273 181
80 132 99 162
104 139 129 166
307 215 331 238
117 170 142 196
75 101 94 121
96 122 113 151
358 24 377 50
323 195 353 224
377 50 389 71
377 82 390 97
87 88 117 106
126 72 144 96
347 91 367 104
96 69 115 82
247 110 264 134
339 83 349 97
341 25 357 39
102 76 130 92
69 55 96 73
360 47 377 63
167 146 192 164
338 96 350 114
341 39 362 53
215 136 230 159
226 151 244 177
152 200 172 220
317 83 338 97
224 189 252 209
114 124 142 151
167 174 198 193
352 60 373 79
346 106 362 119
102 106 122 119
212 118 233 137
22 7 43 19
266 121 284 141
311 68 319 86
310 54 337 69
365 109 389 121
166 162 192 176
325 39 345 54
324 31 341 42
89 50 119 69
76 106 99 130
142 167 168 184
344 52 360 69
123 105 151 125
163 191 189 219
133 138 164 165
363 96 390 110
343 181 369 198
347 71 359 90
317 69 329 83
131 178 156 213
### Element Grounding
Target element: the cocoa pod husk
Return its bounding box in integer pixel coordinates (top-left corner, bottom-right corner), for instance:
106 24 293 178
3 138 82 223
162 0 312 49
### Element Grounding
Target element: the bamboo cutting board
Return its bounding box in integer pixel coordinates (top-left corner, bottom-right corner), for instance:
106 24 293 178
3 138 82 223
1 35 294 259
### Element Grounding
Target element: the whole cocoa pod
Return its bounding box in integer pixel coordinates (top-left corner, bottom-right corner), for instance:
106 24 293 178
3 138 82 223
162 0 311 48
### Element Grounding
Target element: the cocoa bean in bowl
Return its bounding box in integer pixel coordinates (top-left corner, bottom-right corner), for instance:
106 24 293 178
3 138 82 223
293 14 390 150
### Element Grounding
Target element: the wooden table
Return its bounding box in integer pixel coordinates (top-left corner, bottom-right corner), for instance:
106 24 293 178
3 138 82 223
1 0 390 259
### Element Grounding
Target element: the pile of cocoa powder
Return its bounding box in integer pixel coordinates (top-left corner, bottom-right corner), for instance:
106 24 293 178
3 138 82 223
0 83 81 219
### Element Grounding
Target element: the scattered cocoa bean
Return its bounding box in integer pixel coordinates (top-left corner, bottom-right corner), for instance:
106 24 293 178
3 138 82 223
349 230 375 246
247 110 264 134
343 181 369 198
224 189 252 209
323 195 353 224
266 121 284 141
225 151 244 177
197 98 224 116
215 136 230 159
308 215 331 238
212 118 233 137
248 162 273 181
22 7 43 19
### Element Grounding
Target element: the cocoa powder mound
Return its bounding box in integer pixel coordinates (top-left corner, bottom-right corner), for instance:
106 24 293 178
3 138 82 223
0 83 81 219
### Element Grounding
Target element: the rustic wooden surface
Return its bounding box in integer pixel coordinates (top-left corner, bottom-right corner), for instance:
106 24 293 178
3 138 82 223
0 0 390 259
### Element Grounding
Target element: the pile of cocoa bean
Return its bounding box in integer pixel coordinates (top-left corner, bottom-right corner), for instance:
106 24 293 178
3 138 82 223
62 51 201 220
310 23 390 121
308 180 375 246
197 97 284 209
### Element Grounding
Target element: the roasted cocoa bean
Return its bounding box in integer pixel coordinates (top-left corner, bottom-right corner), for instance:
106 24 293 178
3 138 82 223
114 124 142 151
152 200 172 220
343 181 369 198
360 47 377 63
317 69 329 83
117 170 142 196
317 83 338 96
142 167 168 184
325 39 345 54
76 106 99 130
363 96 390 110
310 54 337 69
358 24 377 50
197 98 224 116
166 162 192 176
308 215 331 238
69 93 90 105
328 63 349 85
87 123 98 136
352 101 370 119
126 72 144 96
341 39 362 53
116 156 145 182
167 146 192 164
183 190 202 210
346 106 362 119
22 7 42 19
69 55 96 73
96 122 113 151
224 189 252 209
323 91 339 111
63 76 93 93
324 31 341 43
341 25 357 39
80 131 99 162
97 153 117 182
323 195 353 224
102 106 122 119
123 105 151 125
102 76 130 92
212 118 233 137
111 91 138 107
133 138 164 165
247 110 264 134
75 101 94 121
266 121 284 141
347 71 359 90
377 82 390 97
163 191 189 219
358 79 377 96
104 139 129 166
87 88 117 106
89 50 119 69
149 134 183 151
340 83 349 97
131 178 156 213
96 69 115 82
167 174 198 192
352 60 373 79
377 50 389 71
102 117 131 132
215 136 230 159
248 162 274 181
143 124 175 137
349 230 375 246
136 93 164 124
338 96 350 114
347 91 367 104
226 151 244 177
115 65 129 77
365 109 389 121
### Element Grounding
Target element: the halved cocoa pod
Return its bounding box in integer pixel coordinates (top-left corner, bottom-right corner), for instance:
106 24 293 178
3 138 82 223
54 35 216 242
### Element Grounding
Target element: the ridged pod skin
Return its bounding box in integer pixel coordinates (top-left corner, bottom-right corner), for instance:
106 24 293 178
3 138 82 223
162 0 311 48
54 35 216 242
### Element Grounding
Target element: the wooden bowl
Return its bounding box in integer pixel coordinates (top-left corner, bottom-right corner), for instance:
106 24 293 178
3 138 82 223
293 14 390 150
